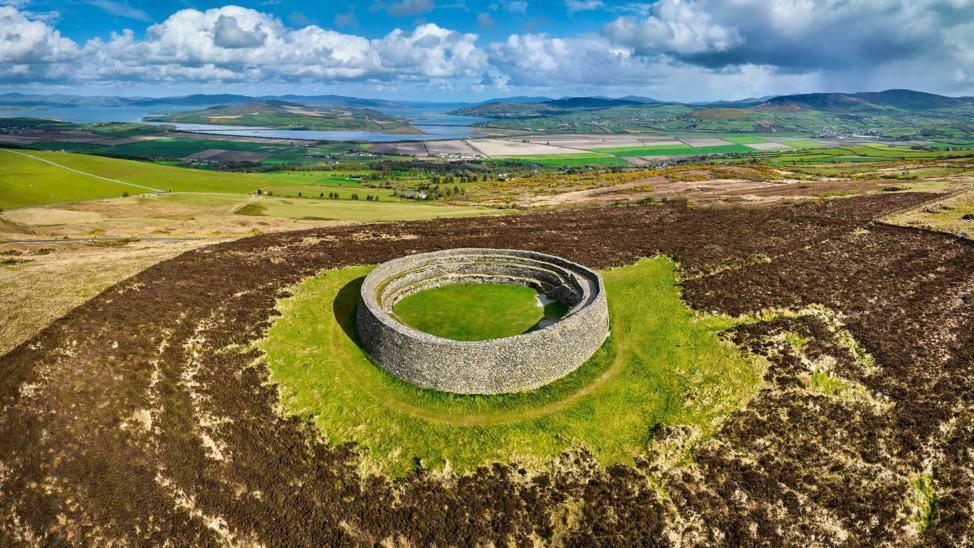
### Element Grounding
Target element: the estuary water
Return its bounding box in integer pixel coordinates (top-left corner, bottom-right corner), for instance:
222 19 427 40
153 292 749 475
0 103 486 142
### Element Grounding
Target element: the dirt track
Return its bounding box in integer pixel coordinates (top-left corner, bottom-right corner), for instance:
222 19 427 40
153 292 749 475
1 193 973 545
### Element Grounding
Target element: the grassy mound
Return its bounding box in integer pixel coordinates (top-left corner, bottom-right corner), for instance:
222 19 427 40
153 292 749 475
391 283 554 341
261 257 764 476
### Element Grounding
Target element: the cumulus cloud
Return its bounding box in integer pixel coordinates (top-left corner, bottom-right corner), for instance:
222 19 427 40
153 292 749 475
602 0 972 72
0 6 78 63
212 14 268 48
374 24 486 78
603 0 739 56
4 2 974 98
488 33 661 87
487 32 823 100
74 6 486 84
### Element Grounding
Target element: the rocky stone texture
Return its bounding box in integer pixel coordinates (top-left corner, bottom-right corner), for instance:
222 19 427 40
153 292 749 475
356 248 610 394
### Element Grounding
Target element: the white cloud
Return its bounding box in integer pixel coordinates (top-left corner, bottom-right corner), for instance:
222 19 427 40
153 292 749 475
488 33 657 87
372 24 486 78
5 2 974 99
76 6 485 84
86 0 151 22
0 6 78 65
602 0 740 56
486 32 823 101
565 0 604 13
491 1 528 14
602 0 974 72
213 14 268 48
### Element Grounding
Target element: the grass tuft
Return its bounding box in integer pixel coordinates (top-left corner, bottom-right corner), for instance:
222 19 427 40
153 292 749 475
910 472 937 533
391 283 550 341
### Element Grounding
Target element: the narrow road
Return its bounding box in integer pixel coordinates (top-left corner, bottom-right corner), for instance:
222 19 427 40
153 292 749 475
2 148 165 193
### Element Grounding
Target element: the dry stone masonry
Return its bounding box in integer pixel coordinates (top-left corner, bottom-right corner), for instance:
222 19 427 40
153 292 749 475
356 248 610 394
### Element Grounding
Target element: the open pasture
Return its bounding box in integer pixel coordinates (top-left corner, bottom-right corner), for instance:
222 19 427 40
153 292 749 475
768 145 974 164
372 141 430 157
466 138 589 156
424 140 480 156
390 282 550 342
744 141 794 151
772 138 827 148
723 135 769 144
0 149 403 208
680 137 735 147
512 134 678 149
493 153 621 166
0 149 147 208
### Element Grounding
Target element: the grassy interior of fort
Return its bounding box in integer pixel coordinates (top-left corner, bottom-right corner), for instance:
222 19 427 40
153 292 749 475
260 257 766 476
391 282 564 341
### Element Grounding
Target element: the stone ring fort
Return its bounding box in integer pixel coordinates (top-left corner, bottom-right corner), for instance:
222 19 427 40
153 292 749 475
356 248 610 395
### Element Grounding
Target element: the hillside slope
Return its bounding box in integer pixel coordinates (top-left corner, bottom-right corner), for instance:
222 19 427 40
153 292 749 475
458 89 974 138
146 100 419 132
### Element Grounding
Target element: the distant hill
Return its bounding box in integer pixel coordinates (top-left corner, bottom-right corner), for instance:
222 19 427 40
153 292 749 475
692 96 775 108
144 100 418 132
759 89 966 111
455 89 974 139
459 89 973 120
473 96 553 106
545 97 643 109
453 96 647 118
131 94 255 106
618 95 661 104
5 89 974 139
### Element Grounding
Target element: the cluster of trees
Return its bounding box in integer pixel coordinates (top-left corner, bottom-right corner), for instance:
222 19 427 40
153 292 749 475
431 174 486 185
318 191 376 201
255 189 379 201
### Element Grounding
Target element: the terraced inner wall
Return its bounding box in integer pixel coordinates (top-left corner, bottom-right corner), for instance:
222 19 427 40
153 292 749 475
355 248 610 394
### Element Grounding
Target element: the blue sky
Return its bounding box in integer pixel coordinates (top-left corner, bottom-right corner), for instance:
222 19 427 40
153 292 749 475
22 0 629 43
3 0 974 101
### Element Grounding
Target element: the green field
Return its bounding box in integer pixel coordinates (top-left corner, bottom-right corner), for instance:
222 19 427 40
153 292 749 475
28 135 373 165
723 136 768 145
0 149 149 208
261 257 764 475
103 137 307 162
0 148 396 208
781 140 827 148
588 143 753 157
591 143 692 156
146 101 414 132
392 283 547 341
495 153 621 166
768 144 974 165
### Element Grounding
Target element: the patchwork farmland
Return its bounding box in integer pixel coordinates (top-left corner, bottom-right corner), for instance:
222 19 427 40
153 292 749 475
4 93 974 545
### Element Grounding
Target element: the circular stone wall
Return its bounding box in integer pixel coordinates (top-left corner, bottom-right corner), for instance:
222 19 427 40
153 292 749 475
356 248 609 395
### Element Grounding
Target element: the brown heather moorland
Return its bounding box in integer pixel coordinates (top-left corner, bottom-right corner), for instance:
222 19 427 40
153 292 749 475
1 193 973 544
